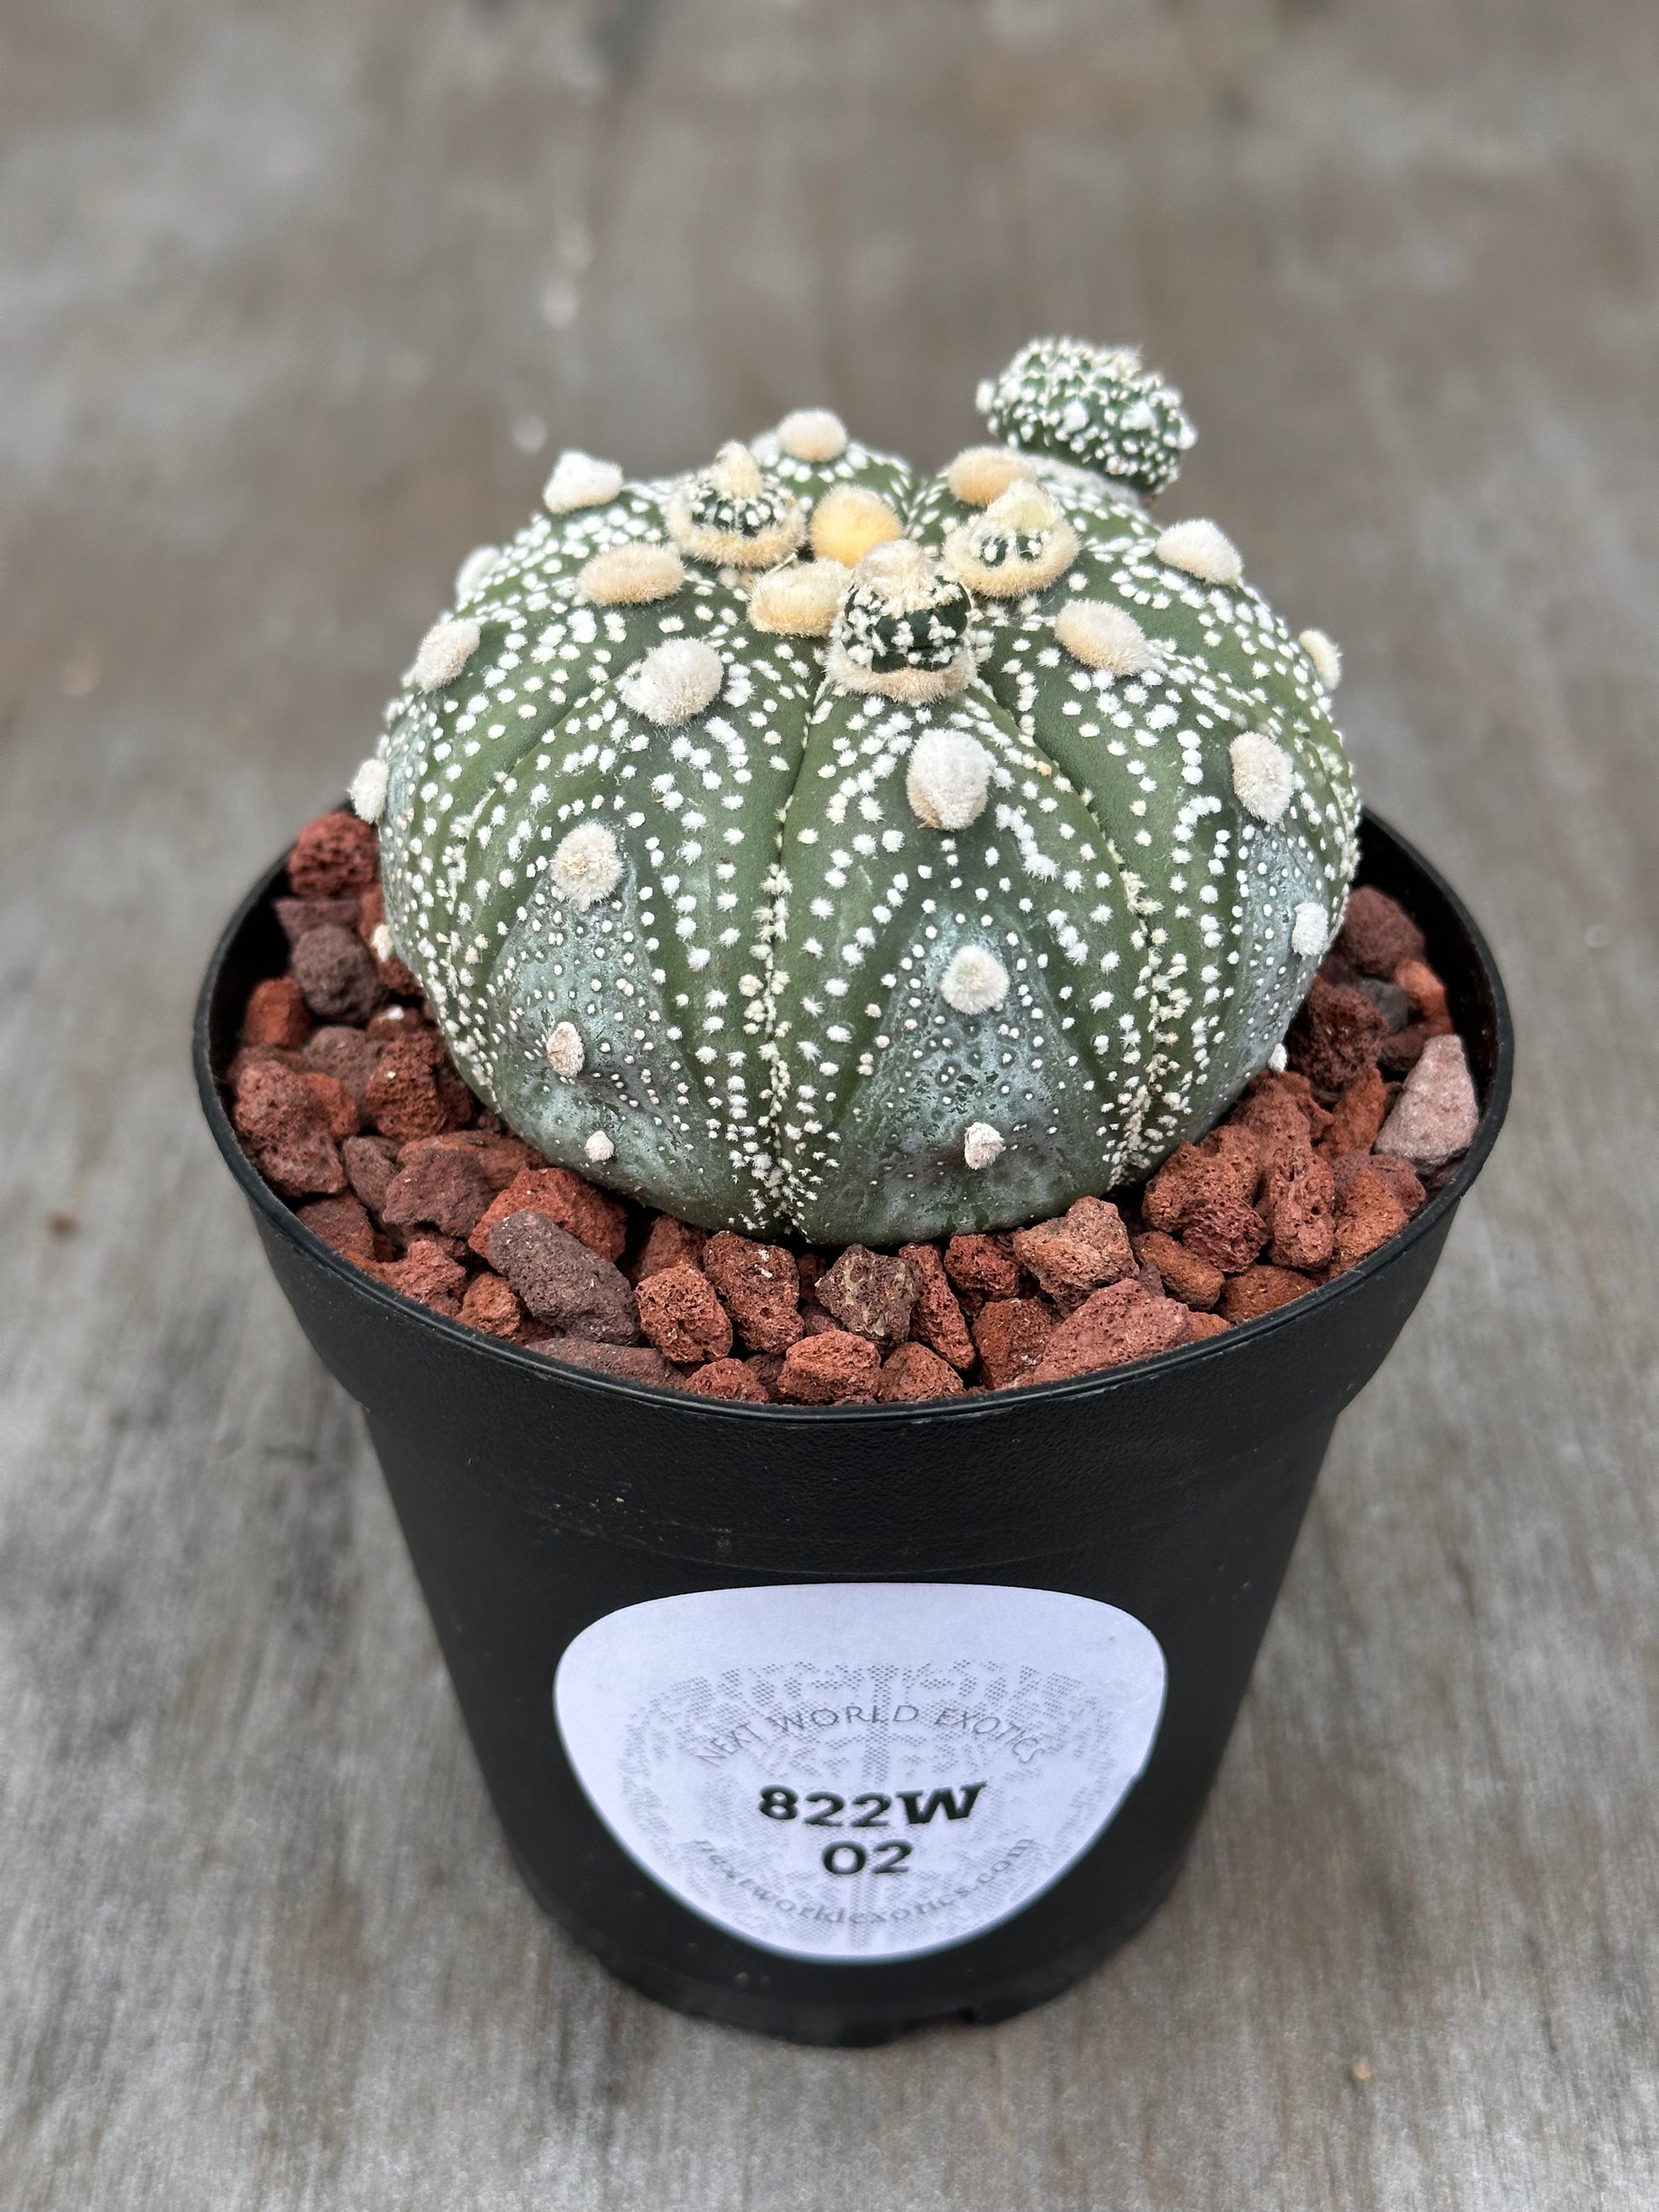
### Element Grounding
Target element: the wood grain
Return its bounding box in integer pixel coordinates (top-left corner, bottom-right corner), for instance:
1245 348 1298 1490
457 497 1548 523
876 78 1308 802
3 1 1656 2204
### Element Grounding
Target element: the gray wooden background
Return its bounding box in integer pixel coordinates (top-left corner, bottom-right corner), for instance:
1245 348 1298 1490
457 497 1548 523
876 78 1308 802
3 1 1656 2205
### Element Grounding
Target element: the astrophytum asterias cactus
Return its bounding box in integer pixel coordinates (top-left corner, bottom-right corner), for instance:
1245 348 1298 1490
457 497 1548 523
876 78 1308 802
357 340 1359 1245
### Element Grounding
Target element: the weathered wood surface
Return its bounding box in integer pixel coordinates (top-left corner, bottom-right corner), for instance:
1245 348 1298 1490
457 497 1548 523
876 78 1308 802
3 0 1656 2203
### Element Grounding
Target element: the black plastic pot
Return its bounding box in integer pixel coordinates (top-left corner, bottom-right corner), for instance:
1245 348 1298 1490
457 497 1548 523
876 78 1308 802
195 811 1511 2045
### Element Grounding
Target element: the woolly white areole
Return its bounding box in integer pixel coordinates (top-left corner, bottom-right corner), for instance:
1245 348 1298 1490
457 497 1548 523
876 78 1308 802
454 544 500 602
412 616 481 693
940 944 1010 1015
1299 627 1343 690
584 1130 616 1164
544 450 623 514
775 407 847 463
349 755 389 823
963 1123 1005 1170
810 484 904 569
545 1020 585 1078
577 542 685 606
369 922 395 962
748 561 849 637
906 728 994 831
619 638 725 726
550 823 624 910
1154 517 1243 587
1291 900 1328 956
1054 599 1159 677
945 445 1034 507
1229 731 1296 824
944 480 1078 598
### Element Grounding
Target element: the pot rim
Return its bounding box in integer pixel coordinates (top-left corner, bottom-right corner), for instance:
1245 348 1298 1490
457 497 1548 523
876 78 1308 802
195 809 1512 1427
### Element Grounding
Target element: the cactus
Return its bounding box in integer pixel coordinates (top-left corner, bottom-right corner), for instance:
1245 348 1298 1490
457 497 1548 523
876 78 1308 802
359 340 1358 1246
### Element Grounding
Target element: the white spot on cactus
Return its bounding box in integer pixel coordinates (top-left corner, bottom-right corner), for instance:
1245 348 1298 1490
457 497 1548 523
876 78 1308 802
545 1020 585 1077
1267 1043 1289 1073
543 450 623 514
584 1130 615 1164
810 484 904 568
776 407 847 462
454 544 500 601
945 445 1035 507
577 542 685 605
1291 900 1327 956
413 616 481 693
349 755 389 822
1153 518 1243 587
963 1122 1005 1170
940 944 1009 1014
748 560 850 637
369 922 395 962
1299 627 1343 690
944 481 1079 598
906 728 994 831
1229 731 1295 824
550 823 624 910
620 638 725 726
1054 599 1158 677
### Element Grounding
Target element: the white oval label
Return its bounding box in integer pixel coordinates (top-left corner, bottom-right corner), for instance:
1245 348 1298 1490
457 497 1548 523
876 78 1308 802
552 1582 1166 1963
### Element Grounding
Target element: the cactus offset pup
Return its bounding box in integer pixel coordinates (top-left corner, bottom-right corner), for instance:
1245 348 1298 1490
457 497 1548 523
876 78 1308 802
358 339 1358 1247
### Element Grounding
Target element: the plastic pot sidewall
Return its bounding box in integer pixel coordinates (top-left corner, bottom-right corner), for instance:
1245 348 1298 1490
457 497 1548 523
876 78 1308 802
197 813 1512 2043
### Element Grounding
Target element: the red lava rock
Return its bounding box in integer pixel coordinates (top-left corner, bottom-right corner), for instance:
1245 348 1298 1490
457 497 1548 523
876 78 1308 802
1287 975 1390 1097
744 1352 786 1397
1025 1279 1192 1385
1186 1311 1231 1342
875 1343 965 1403
1332 1168 1411 1273
472 1135 541 1191
299 1025 381 1108
366 1004 431 1042
241 976 312 1050
286 810 379 898
1378 1022 1436 1074
636 1264 733 1366
683 1358 771 1402
380 1139 494 1237
943 1233 1023 1302
1132 1231 1223 1311
296 1070 360 1141
376 1236 468 1316
488 1212 639 1343
1232 1071 1332 1149
527 1338 682 1388
1395 956 1452 1031
1142 1126 1261 1232
460 1271 523 1338
1180 1193 1269 1273
467 1165 628 1266
702 1233 804 1354
971 1298 1055 1389
1376 1034 1479 1170
232 1060 344 1198
1335 886 1426 979
800 1299 842 1337
295 1194 375 1262
817 1245 917 1346
290 924 383 1026
1321 1065 1388 1158
274 895 361 944
363 1033 453 1143
1012 1196 1135 1311
899 1242 976 1371
340 1132 397 1215
1260 1142 1337 1271
1335 1150 1426 1220
1219 1264 1314 1324
777 1330 882 1404
631 1215 708 1282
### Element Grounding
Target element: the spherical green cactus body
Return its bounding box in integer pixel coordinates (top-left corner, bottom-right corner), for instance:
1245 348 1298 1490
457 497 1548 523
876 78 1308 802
365 343 1358 1246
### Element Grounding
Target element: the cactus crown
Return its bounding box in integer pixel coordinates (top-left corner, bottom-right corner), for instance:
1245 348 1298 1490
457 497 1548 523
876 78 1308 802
362 339 1358 1246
